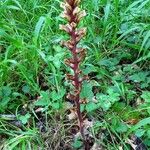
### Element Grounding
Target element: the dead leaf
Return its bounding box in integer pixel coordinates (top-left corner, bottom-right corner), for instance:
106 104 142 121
126 119 139 125
83 119 93 129
90 143 103 150
67 110 77 120
126 139 137 150
35 107 44 113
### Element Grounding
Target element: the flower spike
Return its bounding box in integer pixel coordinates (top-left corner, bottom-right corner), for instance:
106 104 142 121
60 0 87 144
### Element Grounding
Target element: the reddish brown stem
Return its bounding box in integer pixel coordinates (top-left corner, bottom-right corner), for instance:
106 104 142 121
70 26 84 139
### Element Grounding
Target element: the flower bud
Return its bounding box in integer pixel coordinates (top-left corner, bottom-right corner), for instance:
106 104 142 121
79 98 88 104
76 27 87 36
75 28 87 42
78 49 86 61
60 12 71 21
59 24 72 33
74 0 81 6
75 48 86 53
77 10 86 22
67 93 76 100
65 59 75 68
66 74 75 80
72 81 76 86
74 89 80 96
61 40 74 49
60 2 71 11
75 69 82 74
73 7 80 15
70 22 77 28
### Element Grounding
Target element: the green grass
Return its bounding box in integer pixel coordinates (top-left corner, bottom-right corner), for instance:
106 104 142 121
0 0 150 149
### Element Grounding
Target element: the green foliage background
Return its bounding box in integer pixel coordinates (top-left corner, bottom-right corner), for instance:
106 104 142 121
0 0 150 149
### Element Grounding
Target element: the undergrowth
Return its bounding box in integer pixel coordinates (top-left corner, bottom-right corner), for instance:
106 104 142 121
0 0 150 149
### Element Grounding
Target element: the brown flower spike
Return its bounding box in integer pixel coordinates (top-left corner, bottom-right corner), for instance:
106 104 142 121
60 0 87 140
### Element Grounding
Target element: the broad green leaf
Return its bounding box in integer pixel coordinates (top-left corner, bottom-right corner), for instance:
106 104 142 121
0 86 12 112
99 58 119 68
83 64 97 75
51 88 66 101
22 85 30 94
0 86 11 97
107 87 120 102
116 122 128 133
72 139 83 149
18 113 31 124
96 94 111 111
54 52 65 69
129 72 149 83
0 97 10 112
135 129 145 137
147 130 150 138
34 91 50 106
80 81 94 101
141 91 150 103
51 102 60 109
144 139 150 146
86 102 99 113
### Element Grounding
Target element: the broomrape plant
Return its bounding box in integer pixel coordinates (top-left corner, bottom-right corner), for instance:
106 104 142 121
59 0 87 142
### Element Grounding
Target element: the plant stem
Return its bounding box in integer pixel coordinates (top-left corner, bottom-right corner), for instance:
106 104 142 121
70 24 84 139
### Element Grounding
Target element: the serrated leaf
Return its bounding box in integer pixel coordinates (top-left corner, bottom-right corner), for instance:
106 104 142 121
83 64 97 74
129 72 148 83
80 81 94 101
34 91 50 106
96 94 111 111
53 53 64 69
51 88 66 101
116 122 128 133
86 102 98 113
107 87 120 103
51 102 60 109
